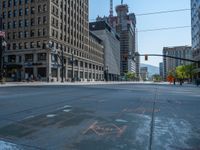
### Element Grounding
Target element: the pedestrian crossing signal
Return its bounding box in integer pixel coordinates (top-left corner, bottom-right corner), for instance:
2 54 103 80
145 55 148 61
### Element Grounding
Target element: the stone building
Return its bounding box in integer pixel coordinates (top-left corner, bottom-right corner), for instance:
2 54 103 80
163 46 192 80
1 0 104 82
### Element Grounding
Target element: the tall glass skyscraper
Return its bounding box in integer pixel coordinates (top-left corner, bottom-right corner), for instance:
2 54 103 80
191 0 200 78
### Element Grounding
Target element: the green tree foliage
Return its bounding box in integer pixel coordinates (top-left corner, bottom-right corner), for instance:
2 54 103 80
175 64 195 80
152 74 162 82
125 72 136 81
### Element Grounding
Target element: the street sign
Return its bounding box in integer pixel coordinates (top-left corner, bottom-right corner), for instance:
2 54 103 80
0 31 5 37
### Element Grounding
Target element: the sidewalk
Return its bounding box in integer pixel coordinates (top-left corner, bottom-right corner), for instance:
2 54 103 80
0 81 198 87
0 81 162 87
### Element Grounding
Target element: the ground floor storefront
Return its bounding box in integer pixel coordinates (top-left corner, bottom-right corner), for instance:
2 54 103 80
5 66 104 82
3 50 107 82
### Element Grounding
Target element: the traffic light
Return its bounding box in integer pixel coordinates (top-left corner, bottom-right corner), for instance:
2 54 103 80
145 55 148 61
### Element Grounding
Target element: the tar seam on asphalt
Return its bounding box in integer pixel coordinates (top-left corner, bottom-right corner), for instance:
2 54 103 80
148 86 158 150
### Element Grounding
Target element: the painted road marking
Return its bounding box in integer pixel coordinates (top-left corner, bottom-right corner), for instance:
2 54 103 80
24 115 35 120
46 114 57 118
83 121 127 137
115 119 128 123
123 107 160 114
63 109 72 113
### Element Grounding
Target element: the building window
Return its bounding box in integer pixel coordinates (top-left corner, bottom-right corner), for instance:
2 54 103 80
80 61 83 67
8 0 12 7
43 28 47 36
19 56 22 62
13 10 17 17
38 29 42 36
8 11 12 18
8 55 16 63
19 20 23 27
43 16 47 24
25 54 34 62
43 4 47 12
13 43 17 50
31 7 35 14
38 53 46 61
19 9 23 16
13 21 17 28
31 30 35 37
30 42 35 48
31 18 35 26
13 32 17 39
25 8 29 15
13 0 17 6
38 17 41 24
7 44 11 50
18 32 23 38
38 5 42 12
25 0 29 4
37 41 41 48
25 19 29 27
24 31 29 38
19 43 23 49
2 12 6 19
24 42 28 49
3 1 6 8
7 33 11 40
7 22 12 29
37 68 46 77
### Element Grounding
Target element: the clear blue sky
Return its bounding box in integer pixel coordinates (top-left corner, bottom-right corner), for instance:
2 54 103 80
89 0 191 67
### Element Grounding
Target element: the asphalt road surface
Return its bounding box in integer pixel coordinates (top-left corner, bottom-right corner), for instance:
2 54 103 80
0 83 200 150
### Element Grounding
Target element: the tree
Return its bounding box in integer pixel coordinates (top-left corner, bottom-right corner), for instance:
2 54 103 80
184 64 196 81
176 64 195 79
152 74 162 82
125 72 136 81
175 64 196 82
176 65 187 79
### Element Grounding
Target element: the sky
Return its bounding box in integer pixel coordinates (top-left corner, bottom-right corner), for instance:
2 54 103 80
89 0 191 67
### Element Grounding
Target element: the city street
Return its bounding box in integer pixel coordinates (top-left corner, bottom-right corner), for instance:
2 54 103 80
0 83 200 150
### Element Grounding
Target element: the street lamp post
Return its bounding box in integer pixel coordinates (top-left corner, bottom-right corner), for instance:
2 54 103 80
71 53 74 82
48 41 64 83
61 46 64 83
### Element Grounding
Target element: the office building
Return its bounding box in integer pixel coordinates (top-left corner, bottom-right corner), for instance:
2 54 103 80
89 21 120 81
96 4 138 77
163 46 192 80
191 0 200 78
115 4 137 75
0 0 104 82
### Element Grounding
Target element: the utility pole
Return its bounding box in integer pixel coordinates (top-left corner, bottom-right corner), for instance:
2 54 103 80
0 16 4 81
61 47 64 83
71 53 74 82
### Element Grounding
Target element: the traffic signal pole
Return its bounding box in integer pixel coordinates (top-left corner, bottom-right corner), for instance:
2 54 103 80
137 54 199 63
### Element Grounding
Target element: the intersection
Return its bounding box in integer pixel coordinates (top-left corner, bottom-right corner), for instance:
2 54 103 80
0 83 200 150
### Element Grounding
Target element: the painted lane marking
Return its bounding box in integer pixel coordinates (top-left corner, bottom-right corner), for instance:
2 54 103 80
46 114 56 118
115 119 128 123
63 109 72 113
24 115 35 120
